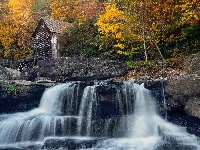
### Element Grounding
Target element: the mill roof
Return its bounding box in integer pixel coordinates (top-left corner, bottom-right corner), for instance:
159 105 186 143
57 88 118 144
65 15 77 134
33 17 72 37
42 17 71 34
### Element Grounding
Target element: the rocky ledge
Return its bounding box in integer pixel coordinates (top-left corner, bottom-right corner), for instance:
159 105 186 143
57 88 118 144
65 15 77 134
0 81 47 113
164 75 200 136
18 57 129 82
143 74 200 136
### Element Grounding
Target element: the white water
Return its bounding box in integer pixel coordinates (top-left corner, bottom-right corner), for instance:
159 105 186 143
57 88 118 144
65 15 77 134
39 83 76 115
0 82 199 149
131 84 158 137
77 85 96 136
95 83 199 149
0 83 80 146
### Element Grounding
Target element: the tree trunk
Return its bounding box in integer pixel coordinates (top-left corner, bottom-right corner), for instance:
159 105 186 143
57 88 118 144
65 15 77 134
143 30 147 62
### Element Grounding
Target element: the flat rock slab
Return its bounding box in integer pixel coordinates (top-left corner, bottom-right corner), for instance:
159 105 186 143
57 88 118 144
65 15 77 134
19 57 129 81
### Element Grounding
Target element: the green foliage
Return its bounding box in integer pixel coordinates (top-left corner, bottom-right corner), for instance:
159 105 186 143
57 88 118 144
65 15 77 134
8 85 19 94
84 35 100 58
160 21 200 57
126 60 156 70
127 55 185 72
179 22 200 55
59 18 100 58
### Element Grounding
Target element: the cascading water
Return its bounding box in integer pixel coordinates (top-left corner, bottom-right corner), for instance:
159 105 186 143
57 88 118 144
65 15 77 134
77 86 96 136
95 83 199 150
0 81 199 149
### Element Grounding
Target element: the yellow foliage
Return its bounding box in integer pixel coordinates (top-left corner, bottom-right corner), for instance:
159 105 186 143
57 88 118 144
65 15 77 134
0 23 15 50
7 0 34 24
117 50 129 56
178 0 200 25
95 3 126 39
94 2 130 56
114 43 124 49
0 0 35 58
50 0 80 22
4 50 10 58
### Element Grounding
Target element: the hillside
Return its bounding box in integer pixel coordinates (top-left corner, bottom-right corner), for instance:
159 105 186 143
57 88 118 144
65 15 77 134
118 52 200 81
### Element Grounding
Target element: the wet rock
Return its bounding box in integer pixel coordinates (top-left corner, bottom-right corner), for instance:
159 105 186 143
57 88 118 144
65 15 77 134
165 77 200 118
0 83 46 113
185 97 200 118
161 76 200 136
42 137 105 149
156 142 198 150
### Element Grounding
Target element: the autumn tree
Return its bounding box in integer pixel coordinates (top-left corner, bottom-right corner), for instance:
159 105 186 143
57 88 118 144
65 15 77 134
95 2 135 59
163 0 200 55
50 0 81 22
32 0 51 20
0 1 14 58
76 1 104 22
59 1 103 58
119 0 200 61
176 0 200 26
0 0 35 59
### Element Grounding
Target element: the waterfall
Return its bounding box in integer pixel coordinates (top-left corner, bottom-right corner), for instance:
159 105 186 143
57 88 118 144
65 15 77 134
77 85 96 136
39 83 73 115
95 83 199 150
131 83 158 138
0 81 199 149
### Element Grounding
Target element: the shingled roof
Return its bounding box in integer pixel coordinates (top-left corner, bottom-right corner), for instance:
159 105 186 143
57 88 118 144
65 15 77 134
33 17 71 37
42 17 71 34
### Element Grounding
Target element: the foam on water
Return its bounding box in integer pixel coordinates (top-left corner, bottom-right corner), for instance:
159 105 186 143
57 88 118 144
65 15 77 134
95 83 199 149
0 81 199 149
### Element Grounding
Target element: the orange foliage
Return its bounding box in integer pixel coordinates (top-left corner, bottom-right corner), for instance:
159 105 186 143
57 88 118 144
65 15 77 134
0 0 35 59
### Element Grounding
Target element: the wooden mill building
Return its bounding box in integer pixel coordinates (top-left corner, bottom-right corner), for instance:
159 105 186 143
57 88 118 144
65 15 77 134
32 17 71 59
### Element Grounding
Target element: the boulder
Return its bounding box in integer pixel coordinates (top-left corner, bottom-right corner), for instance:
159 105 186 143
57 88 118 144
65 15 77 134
159 75 200 136
0 65 21 80
165 76 200 118
185 97 200 118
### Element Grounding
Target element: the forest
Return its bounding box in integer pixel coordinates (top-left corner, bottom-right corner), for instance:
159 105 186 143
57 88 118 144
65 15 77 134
0 0 200 65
